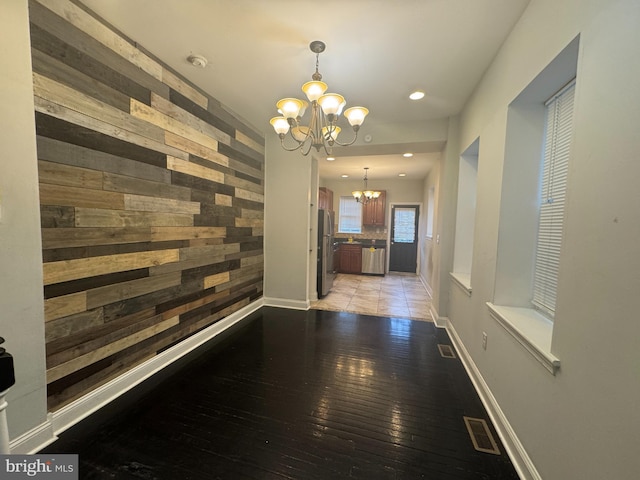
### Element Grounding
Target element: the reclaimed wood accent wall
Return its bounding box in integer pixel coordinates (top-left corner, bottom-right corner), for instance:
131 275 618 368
29 0 265 410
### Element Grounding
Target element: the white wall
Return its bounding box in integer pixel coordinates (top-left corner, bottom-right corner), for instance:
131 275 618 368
263 136 314 308
0 0 49 444
447 1 640 478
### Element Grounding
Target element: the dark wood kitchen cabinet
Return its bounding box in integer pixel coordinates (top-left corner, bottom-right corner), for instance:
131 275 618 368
318 187 333 211
338 244 362 274
363 190 386 226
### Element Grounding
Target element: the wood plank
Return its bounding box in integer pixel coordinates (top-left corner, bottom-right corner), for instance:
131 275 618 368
130 99 218 153
47 310 168 367
36 136 171 185
169 89 235 137
74 207 193 228
31 48 130 113
241 254 264 267
159 289 230 321
87 271 182 310
161 68 208 109
40 183 124 209
179 243 241 262
235 218 264 229
40 205 75 228
45 308 104 343
151 93 230 145
124 194 200 215
34 0 163 81
28 9 154 104
34 99 188 161
44 291 87 322
203 272 230 290
225 174 264 195
46 316 179 383
150 226 226 242
103 171 191 201
167 156 224 184
234 188 264 204
164 131 229 167
227 158 264 183
240 209 264 219
148 255 229 277
235 130 265 156
43 249 180 285
42 227 152 249
38 160 104 189
215 194 233 206
34 73 165 143
219 143 263 169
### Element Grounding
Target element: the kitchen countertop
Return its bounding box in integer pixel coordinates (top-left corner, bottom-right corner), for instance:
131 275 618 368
335 239 386 248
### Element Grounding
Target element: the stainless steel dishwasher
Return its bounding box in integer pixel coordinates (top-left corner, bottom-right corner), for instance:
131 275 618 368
361 246 385 275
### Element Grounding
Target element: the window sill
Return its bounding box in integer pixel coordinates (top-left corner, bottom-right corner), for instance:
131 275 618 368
450 272 472 296
486 303 560 375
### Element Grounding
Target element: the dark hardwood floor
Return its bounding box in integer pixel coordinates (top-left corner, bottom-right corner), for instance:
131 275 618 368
43 307 519 479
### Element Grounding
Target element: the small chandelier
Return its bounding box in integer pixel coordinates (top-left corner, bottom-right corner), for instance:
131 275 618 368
352 168 381 205
270 41 369 156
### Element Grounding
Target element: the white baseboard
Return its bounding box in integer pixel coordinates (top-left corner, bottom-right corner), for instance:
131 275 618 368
9 417 56 454
429 304 448 328
22 298 264 453
419 273 433 297
263 296 310 310
445 319 541 480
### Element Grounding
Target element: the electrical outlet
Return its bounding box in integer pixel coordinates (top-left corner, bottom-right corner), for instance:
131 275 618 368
482 332 488 350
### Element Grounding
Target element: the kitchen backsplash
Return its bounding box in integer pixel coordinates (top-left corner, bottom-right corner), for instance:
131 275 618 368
335 230 388 241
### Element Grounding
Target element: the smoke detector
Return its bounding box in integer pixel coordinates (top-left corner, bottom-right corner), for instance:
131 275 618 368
187 54 208 68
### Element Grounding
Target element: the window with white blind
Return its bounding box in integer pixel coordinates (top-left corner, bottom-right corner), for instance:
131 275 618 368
393 207 417 243
338 196 362 234
532 81 575 318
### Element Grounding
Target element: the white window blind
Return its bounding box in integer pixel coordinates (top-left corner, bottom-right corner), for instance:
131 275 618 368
393 207 417 243
338 196 362 234
532 81 575 318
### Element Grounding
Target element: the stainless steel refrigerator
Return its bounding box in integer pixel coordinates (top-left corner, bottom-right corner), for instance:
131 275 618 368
317 209 335 297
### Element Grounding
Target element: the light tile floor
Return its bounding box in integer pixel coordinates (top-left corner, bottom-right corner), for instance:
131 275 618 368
311 273 433 321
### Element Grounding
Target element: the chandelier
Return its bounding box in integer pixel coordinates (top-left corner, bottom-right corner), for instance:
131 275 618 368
352 168 381 205
270 41 369 156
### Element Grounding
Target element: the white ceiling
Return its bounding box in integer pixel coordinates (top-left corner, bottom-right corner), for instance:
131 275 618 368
78 0 530 180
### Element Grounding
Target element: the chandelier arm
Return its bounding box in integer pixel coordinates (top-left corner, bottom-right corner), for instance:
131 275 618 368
331 129 360 147
278 135 306 152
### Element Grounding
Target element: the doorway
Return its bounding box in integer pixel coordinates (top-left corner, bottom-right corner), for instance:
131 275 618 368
389 205 419 273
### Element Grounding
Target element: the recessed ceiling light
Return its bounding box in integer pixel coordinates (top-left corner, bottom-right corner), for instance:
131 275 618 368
398 173 407 177
326 157 335 161
341 174 349 178
403 153 413 158
409 90 425 100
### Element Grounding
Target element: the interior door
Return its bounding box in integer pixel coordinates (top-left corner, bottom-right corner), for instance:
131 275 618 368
389 205 419 273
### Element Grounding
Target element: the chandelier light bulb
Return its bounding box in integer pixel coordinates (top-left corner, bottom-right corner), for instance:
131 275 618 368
276 98 304 119
270 116 290 135
318 93 345 116
344 107 369 127
302 81 328 102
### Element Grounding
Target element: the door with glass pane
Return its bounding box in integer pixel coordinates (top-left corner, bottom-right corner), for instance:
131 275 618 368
389 205 419 273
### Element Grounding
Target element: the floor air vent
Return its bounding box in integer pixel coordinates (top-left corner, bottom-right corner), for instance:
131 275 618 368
463 416 501 455
437 344 457 359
